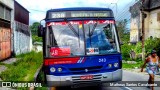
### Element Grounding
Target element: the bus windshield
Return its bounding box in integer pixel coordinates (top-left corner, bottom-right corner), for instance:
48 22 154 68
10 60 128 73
47 20 119 57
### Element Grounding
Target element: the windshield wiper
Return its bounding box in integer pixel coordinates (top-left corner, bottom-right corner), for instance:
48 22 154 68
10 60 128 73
88 25 92 47
66 20 80 47
88 20 98 47
90 21 98 36
67 22 79 37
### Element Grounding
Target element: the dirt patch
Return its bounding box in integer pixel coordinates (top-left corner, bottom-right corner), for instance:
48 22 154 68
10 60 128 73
0 65 7 74
2 58 17 64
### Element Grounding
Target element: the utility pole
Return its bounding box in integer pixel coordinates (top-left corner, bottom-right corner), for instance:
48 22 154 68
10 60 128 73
141 0 147 61
111 3 118 17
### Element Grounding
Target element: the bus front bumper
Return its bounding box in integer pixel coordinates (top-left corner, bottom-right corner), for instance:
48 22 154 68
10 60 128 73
46 69 122 87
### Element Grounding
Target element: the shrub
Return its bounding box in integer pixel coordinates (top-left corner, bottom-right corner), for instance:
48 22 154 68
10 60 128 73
121 44 135 60
134 38 160 57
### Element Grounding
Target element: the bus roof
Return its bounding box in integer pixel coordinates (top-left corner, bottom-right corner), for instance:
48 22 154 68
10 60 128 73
47 7 112 12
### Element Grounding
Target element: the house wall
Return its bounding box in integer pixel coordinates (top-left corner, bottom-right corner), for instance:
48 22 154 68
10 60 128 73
0 0 13 9
130 17 140 42
143 11 150 39
129 1 141 43
13 21 31 55
14 1 29 25
147 9 160 38
0 0 13 60
130 9 160 42
13 1 32 55
130 0 160 42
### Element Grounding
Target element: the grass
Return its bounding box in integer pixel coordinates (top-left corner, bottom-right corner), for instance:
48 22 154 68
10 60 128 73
122 60 144 69
0 51 43 81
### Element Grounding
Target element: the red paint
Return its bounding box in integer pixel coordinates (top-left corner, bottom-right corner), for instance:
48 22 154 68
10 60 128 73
50 47 71 56
47 20 115 26
81 58 86 63
44 57 80 65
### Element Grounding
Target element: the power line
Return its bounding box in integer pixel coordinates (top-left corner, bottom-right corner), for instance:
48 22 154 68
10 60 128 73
116 0 137 21
116 0 135 19
110 0 135 20
28 9 46 13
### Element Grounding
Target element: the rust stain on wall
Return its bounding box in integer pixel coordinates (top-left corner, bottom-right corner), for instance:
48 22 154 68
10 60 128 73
0 27 11 60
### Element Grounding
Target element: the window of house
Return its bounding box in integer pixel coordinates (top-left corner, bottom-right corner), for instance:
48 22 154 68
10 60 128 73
0 4 11 21
157 12 160 22
5 7 11 21
0 4 4 19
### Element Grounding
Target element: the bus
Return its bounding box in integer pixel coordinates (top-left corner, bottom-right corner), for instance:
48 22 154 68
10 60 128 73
38 7 122 87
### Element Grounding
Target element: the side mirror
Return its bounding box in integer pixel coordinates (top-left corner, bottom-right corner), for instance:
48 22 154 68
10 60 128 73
38 25 43 37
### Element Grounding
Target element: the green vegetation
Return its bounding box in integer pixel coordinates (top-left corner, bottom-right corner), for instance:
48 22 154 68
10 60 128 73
116 19 160 69
32 35 43 43
122 59 143 69
133 38 160 57
30 22 42 43
121 43 135 61
30 22 40 36
121 38 160 69
117 19 130 44
0 51 43 81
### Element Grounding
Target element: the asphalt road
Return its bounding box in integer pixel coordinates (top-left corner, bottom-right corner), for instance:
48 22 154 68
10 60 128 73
1 70 160 90
55 70 160 90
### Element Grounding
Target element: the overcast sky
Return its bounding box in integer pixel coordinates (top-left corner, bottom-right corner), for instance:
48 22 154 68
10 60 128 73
15 0 137 25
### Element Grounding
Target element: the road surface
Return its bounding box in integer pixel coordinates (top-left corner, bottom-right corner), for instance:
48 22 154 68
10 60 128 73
1 70 160 90
53 70 160 90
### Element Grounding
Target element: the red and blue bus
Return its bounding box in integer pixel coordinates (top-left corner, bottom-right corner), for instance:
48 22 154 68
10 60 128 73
38 7 122 88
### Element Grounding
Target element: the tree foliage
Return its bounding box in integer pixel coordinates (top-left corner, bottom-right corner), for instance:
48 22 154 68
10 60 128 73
30 22 40 36
30 22 42 43
117 19 129 43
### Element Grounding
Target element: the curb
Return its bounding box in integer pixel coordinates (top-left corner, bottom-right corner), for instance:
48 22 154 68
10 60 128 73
29 65 43 90
34 65 43 82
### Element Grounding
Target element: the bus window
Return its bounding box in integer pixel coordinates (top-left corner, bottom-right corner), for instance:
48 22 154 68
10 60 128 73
84 22 118 55
47 21 85 57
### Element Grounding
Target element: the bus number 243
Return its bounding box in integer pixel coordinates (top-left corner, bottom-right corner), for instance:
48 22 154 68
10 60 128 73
99 58 106 62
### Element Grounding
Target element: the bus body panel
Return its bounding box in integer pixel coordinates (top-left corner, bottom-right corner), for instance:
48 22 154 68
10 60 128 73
46 69 122 87
41 7 122 87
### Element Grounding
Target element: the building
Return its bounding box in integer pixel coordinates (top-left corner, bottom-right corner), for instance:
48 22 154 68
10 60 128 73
0 0 14 60
0 0 32 60
13 1 32 55
129 0 160 43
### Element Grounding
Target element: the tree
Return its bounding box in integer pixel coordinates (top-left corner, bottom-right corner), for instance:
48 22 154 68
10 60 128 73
30 22 42 43
30 22 40 36
117 19 129 43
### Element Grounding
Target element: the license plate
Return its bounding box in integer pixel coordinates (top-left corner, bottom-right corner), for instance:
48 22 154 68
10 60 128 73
80 75 93 80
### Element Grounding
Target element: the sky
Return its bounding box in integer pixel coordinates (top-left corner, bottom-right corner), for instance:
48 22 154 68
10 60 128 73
15 0 137 25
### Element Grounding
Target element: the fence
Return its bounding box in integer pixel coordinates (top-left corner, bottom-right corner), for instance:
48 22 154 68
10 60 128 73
13 21 32 55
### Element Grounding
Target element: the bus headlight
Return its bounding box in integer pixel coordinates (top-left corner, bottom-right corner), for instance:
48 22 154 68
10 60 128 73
108 64 112 68
50 67 56 72
58 68 62 72
114 63 118 67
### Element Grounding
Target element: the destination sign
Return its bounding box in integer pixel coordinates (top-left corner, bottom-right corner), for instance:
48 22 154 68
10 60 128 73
48 11 113 19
